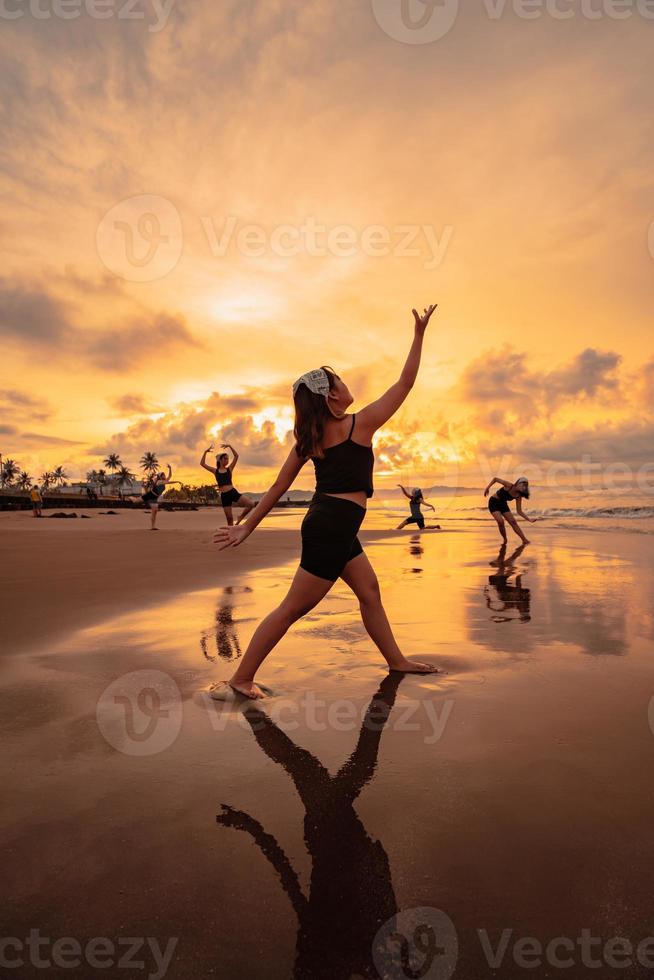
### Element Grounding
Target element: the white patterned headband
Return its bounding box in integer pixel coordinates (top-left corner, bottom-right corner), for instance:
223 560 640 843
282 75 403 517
292 368 330 398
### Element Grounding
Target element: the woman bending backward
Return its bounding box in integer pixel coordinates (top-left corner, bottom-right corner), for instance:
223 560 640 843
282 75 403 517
212 304 439 700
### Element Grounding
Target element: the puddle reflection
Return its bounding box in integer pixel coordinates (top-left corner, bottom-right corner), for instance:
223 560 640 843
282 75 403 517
200 586 252 663
484 544 531 624
217 673 405 978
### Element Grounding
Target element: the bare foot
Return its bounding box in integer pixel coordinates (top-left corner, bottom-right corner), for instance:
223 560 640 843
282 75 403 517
390 659 440 675
229 680 266 700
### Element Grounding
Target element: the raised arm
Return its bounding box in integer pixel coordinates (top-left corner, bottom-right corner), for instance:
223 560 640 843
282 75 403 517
357 305 437 438
223 443 239 470
484 477 513 497
397 484 412 499
213 448 306 550
200 446 217 475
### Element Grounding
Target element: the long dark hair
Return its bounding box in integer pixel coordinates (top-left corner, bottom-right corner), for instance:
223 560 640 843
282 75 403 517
514 479 530 499
294 366 337 459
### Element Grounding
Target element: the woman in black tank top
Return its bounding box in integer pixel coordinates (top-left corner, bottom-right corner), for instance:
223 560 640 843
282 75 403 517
484 476 537 544
210 303 440 701
140 465 181 531
199 443 255 526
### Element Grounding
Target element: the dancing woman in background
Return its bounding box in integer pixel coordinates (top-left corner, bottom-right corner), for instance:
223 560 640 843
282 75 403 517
200 443 255 526
484 476 537 544
396 485 440 531
141 465 180 530
212 304 440 699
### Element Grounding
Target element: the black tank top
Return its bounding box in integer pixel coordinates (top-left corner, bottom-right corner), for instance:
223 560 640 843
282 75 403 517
496 487 514 504
312 415 374 498
215 469 232 487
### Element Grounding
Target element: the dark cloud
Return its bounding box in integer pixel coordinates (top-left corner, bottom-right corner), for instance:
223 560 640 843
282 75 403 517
509 421 654 466
546 349 621 400
86 313 202 371
21 432 83 447
110 393 164 416
0 278 201 371
0 279 70 343
0 424 18 435
0 389 52 422
459 346 623 426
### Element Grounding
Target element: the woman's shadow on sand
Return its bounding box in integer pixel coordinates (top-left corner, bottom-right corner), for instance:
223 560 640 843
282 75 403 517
216 673 406 979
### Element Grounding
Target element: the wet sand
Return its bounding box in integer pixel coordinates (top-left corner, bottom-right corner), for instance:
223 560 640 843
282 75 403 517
3 512 654 979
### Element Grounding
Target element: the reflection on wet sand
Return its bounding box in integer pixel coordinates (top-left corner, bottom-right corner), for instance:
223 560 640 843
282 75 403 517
485 544 531 624
217 673 405 979
408 533 424 575
200 586 252 662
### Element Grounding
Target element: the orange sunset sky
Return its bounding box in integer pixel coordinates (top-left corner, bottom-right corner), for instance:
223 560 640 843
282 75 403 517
1 0 653 492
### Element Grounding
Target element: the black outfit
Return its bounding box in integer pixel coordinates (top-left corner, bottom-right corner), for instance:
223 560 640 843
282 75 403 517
215 468 241 508
406 494 425 528
300 415 373 582
489 486 514 514
142 481 165 505
312 415 374 498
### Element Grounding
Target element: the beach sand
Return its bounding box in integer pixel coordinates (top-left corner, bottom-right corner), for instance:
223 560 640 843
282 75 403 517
3 508 654 979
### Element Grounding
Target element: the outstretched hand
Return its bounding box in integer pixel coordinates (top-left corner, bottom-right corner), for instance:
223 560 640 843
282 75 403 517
213 524 249 551
484 488 490 497
412 304 438 334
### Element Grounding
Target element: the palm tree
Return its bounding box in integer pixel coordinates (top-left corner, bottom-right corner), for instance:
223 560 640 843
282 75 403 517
140 451 159 475
115 464 136 490
16 471 33 491
52 466 68 488
97 469 107 496
40 472 54 491
103 453 122 474
1 458 19 488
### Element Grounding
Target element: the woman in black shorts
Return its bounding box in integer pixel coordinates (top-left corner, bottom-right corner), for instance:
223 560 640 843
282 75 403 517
212 303 440 699
484 476 537 544
200 443 255 526
141 465 180 530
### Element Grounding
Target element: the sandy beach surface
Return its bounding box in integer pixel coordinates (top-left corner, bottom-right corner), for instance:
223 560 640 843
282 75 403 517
3 506 654 979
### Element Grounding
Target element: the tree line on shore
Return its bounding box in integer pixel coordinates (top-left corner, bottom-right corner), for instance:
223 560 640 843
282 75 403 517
0 451 221 504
